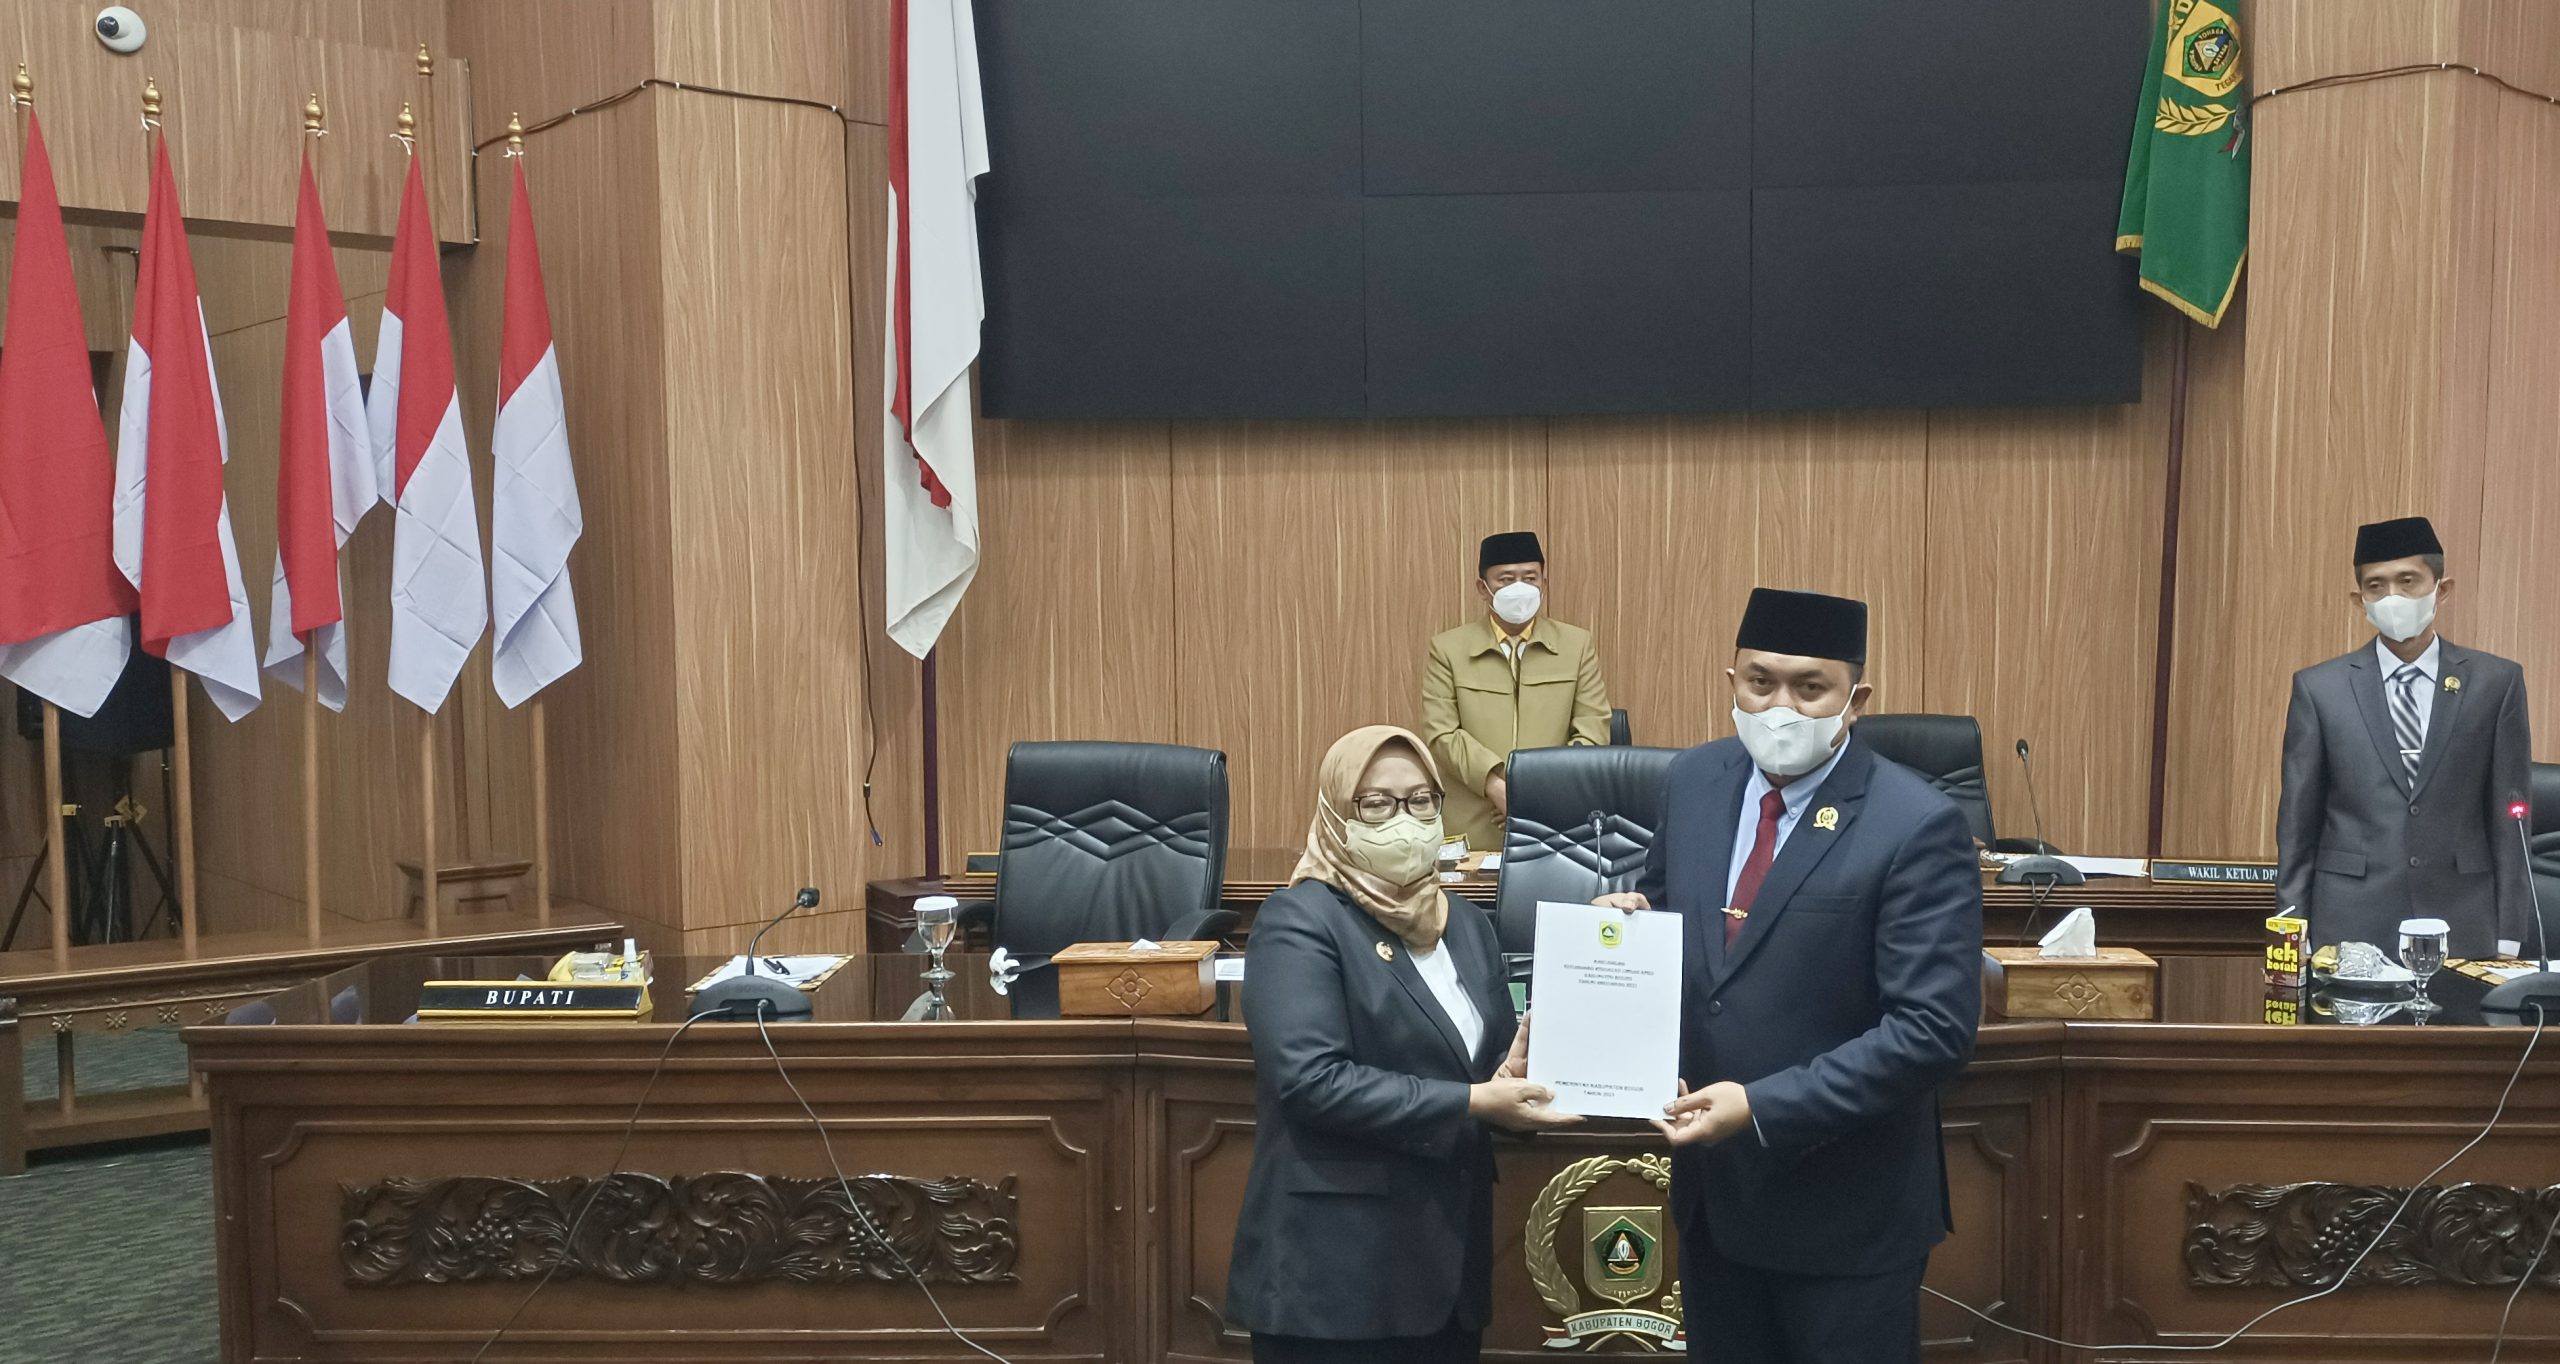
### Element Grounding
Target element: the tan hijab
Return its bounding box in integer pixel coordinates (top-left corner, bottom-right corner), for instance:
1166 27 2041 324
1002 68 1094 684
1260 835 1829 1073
1291 725 1451 949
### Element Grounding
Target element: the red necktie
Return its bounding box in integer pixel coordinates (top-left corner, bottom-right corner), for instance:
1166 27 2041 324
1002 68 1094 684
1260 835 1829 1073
1727 789 1786 945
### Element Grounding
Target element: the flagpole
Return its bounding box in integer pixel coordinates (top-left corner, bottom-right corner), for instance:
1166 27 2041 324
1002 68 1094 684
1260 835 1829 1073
139 74 199 959
299 93 329 947
396 65 443 944
420 711 439 937
508 113 555 931
14 64 73 972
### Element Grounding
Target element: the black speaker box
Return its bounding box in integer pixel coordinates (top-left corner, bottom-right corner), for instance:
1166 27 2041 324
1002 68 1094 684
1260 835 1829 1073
13 627 175 756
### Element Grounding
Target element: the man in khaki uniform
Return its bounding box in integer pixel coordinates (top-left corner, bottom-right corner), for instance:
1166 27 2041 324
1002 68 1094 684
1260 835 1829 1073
1422 532 1613 851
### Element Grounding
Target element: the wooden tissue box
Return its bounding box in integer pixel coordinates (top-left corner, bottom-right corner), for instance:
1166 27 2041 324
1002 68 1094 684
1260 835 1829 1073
1981 946 2158 1020
1053 940 1220 1017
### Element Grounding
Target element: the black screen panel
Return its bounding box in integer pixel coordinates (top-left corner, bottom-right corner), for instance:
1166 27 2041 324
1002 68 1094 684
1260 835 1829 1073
1361 0 1752 195
977 194 1368 418
973 0 1362 197
1752 0 2148 189
1365 191 1750 416
1751 179 2143 411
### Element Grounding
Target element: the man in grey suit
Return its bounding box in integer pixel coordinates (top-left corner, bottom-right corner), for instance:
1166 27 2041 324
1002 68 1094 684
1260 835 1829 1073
2277 516 2535 959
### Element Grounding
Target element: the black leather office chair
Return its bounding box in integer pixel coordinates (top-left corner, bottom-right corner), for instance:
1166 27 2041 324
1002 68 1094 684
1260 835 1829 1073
1492 745 1683 961
2527 762 2560 956
961 741 1236 1018
1855 713 2055 854
1608 708 1632 747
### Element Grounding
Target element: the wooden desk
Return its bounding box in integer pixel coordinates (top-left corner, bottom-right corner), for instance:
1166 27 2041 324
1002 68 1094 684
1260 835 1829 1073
871 850 2277 955
191 956 2559 1363
1 913 618 1160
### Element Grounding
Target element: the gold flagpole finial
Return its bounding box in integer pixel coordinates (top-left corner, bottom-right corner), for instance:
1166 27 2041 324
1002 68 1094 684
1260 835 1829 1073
141 75 161 126
11 62 32 110
416 42 433 78
303 92 325 135
505 111 524 157
395 100 416 146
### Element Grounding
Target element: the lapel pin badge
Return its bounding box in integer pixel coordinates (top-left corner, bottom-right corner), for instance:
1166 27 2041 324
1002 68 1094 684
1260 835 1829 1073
1376 941 1394 962
2445 675 2462 692
1813 806 1840 831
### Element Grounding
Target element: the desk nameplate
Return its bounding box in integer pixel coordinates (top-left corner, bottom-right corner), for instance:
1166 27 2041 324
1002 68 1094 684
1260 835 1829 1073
416 981 649 1019
2150 859 2280 886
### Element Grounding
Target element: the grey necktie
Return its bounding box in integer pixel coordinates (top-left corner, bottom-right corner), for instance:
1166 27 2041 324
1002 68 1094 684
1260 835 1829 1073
2388 664 2424 781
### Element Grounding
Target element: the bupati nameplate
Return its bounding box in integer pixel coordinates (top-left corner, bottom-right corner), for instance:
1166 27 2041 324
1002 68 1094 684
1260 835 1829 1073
416 982 649 1019
2151 859 2279 885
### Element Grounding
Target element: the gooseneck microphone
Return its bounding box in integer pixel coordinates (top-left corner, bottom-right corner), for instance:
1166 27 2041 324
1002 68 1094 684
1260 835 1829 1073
1998 738 2084 892
694 887 823 1020
2481 802 2560 1024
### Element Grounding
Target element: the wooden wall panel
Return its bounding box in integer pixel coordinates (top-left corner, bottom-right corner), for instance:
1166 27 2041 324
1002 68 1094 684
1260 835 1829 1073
653 88 920 934
1170 420 1546 856
652 0 850 111
2467 85 2560 757
2158 299 2253 857
1919 316 2175 855
1549 411 1930 753
934 420 1178 860
0 0 470 240
449 0 680 943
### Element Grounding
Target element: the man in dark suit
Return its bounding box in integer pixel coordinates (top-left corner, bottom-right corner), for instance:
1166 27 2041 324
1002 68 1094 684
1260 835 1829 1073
2277 516 2536 959
1596 588 1982 1364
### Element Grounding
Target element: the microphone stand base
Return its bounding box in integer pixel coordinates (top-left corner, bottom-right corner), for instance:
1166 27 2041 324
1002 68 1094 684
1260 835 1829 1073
2479 970 2560 1025
1998 855 2086 887
693 973 815 1021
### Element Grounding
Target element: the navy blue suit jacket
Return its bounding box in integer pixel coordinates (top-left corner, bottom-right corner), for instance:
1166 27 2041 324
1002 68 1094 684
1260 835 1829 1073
1638 736 1982 1276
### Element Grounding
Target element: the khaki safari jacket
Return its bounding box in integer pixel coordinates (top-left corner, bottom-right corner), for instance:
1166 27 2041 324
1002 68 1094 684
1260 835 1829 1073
1421 618 1610 851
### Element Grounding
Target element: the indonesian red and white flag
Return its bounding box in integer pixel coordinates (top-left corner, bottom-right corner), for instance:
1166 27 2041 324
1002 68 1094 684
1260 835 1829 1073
488 160 582 708
367 153 485 714
113 135 261 721
0 113 135 717
262 151 375 711
883 0 988 658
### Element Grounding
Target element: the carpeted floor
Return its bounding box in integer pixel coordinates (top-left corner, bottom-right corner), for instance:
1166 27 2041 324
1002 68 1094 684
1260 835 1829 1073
3 1029 218 1363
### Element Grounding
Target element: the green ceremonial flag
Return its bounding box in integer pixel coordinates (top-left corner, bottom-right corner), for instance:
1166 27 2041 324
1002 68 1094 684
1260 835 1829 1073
2116 0 2250 327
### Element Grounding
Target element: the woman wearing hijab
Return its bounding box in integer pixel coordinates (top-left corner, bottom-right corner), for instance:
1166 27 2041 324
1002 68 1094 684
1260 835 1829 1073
1226 726 1579 1363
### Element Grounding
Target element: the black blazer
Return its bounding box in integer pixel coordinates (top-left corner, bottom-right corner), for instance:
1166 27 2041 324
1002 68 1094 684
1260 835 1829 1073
1225 880 1516 1340
1638 737 1982 1277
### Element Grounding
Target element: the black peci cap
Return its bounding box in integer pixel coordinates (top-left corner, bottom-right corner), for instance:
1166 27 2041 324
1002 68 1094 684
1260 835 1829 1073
1478 531 1544 574
1735 587 1868 665
2353 516 2443 568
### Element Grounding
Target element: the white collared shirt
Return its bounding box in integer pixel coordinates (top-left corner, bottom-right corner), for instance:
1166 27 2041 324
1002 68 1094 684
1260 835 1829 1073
2374 635 2444 751
1410 939 1485 1055
1725 737 1853 906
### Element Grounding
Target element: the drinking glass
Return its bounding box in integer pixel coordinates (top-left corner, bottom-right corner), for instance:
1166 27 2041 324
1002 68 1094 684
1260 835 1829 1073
2399 917 2450 1020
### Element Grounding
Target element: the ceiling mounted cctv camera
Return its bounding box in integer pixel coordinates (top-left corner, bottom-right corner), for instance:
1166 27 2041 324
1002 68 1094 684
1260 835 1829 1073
95 6 147 54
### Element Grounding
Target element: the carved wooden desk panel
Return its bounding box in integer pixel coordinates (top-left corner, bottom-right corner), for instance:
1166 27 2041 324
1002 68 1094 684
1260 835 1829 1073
191 956 2560 1363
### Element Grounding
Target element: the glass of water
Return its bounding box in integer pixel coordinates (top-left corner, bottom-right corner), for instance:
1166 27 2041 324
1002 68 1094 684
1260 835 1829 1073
2399 917 2451 1020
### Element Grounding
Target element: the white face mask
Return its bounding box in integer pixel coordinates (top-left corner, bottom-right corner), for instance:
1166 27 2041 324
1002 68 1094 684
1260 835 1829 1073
1731 702 1847 778
1339 813 1444 887
1491 581 1542 627
2366 589 2437 643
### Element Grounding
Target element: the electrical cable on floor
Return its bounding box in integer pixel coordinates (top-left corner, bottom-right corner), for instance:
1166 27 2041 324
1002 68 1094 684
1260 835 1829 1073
468 1008 719 1364
752 1009 1015 1364
1925 1007 2547 1355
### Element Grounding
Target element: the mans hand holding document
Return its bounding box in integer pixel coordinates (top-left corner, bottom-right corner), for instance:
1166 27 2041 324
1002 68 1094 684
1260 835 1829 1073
1524 899 1684 1120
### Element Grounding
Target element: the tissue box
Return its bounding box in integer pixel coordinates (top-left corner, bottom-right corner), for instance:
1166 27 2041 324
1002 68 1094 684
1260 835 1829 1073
1053 940 1221 1017
1981 946 2158 1020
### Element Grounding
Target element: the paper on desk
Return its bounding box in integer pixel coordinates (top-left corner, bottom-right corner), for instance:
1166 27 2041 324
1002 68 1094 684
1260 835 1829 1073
1526 901 1683 1120
2061 855 2148 878
689 955 850 990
